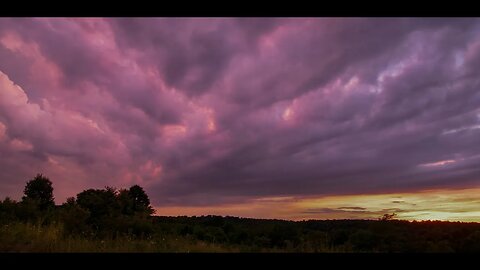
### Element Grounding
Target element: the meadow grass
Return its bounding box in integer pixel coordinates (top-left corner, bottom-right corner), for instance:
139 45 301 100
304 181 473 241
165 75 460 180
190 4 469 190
0 222 240 252
0 222 346 252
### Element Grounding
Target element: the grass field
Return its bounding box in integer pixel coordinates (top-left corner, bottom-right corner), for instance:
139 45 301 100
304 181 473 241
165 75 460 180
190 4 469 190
0 221 347 252
0 222 240 252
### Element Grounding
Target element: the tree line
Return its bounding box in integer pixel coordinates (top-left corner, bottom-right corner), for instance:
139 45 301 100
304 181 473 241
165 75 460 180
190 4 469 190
2 174 480 252
0 173 155 238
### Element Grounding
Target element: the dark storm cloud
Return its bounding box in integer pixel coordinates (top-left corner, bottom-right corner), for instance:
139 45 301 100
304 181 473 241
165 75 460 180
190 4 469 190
109 18 281 96
1 18 480 207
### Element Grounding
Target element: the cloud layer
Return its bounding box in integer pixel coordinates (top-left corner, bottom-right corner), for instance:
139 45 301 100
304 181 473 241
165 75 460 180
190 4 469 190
1 18 480 213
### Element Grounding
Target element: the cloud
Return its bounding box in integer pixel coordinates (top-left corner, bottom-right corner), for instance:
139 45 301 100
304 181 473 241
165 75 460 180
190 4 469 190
338 206 367 211
303 208 367 215
1 18 480 212
301 207 404 219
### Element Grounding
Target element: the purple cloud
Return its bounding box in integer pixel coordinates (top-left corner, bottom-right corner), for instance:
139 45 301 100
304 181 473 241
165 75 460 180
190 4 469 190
0 18 480 209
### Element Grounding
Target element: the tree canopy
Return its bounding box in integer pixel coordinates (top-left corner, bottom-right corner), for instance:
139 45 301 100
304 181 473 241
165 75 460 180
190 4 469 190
129 185 155 216
22 173 55 210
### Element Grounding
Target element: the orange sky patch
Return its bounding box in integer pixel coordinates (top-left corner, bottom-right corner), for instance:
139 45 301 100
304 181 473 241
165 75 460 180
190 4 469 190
155 187 480 222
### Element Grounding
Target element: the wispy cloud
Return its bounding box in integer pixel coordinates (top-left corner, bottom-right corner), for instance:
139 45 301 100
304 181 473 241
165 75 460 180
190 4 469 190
419 160 456 167
1 19 480 221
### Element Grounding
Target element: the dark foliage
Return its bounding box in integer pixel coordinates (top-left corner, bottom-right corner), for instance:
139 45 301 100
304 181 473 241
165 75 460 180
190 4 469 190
150 216 480 252
2 173 480 252
128 185 155 216
22 173 55 210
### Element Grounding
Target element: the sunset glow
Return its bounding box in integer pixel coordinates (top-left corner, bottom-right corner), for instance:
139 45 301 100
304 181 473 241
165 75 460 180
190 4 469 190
156 187 480 222
1 18 480 222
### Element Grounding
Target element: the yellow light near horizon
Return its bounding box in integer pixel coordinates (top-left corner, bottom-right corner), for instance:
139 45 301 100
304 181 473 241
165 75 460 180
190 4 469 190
154 187 480 222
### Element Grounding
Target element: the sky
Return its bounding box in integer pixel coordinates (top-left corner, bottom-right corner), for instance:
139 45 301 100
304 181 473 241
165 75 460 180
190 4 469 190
1 18 480 221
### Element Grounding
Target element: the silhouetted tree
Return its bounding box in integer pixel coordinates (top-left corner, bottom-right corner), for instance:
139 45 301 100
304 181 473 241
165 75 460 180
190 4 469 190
117 189 134 216
65 197 76 206
22 173 55 210
59 196 90 234
380 213 397 221
76 187 120 227
128 185 154 216
0 197 18 223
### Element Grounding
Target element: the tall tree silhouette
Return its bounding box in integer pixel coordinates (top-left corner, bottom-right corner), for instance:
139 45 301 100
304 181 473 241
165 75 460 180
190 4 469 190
22 173 55 210
128 185 154 216
117 189 134 215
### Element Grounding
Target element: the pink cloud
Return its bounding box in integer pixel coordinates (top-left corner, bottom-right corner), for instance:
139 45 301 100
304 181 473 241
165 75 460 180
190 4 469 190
1 18 480 215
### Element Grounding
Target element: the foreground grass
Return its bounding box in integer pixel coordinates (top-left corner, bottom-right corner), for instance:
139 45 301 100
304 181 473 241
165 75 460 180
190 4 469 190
0 223 241 252
0 222 342 252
